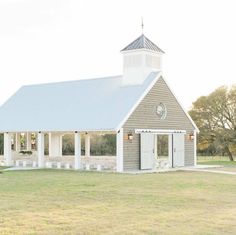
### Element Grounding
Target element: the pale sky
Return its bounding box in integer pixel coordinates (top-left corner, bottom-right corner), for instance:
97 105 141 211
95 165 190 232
0 0 236 109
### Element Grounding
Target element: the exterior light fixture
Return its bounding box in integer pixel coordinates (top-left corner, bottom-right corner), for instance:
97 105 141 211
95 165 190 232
188 133 194 141
128 133 133 141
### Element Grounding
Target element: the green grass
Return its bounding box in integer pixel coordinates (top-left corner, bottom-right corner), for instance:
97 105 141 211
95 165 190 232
0 166 9 170
0 170 236 234
198 156 236 166
0 166 8 173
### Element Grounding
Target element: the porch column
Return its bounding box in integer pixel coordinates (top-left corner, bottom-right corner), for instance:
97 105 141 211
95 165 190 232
37 132 45 168
26 132 31 150
168 134 173 167
15 133 21 152
154 135 158 158
4 133 12 166
116 128 123 172
193 130 197 166
85 133 90 157
74 132 81 169
49 133 62 157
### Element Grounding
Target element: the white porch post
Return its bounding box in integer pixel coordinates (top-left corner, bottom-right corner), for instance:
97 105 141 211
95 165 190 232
74 132 81 170
26 132 31 150
37 132 45 168
85 133 90 157
154 134 157 158
4 133 12 166
168 134 173 167
116 128 123 172
193 130 197 166
49 133 62 157
59 135 63 157
15 133 21 152
49 133 52 156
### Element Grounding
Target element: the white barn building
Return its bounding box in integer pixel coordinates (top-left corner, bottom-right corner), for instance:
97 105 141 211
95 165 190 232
0 34 199 172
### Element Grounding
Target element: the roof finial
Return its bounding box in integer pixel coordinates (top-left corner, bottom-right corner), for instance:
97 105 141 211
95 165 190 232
141 17 144 34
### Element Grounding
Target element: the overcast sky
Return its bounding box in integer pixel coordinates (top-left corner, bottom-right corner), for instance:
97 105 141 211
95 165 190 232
0 0 236 109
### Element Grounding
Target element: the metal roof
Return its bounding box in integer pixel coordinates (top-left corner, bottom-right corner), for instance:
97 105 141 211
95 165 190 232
121 34 164 53
0 72 161 132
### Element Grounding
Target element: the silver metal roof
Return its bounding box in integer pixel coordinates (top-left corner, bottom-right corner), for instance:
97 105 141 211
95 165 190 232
121 34 164 53
0 72 161 132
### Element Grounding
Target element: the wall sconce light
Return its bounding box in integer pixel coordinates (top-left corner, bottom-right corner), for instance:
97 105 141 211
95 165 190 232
128 133 134 141
188 133 194 141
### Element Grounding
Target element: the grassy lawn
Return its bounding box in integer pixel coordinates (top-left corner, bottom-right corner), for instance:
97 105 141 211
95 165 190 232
198 156 236 166
0 166 8 172
213 167 236 172
0 170 236 234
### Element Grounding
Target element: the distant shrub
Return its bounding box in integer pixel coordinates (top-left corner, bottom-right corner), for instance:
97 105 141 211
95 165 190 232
19 150 32 155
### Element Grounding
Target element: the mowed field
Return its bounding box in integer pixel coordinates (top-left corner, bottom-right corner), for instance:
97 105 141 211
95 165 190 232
0 169 236 235
198 156 236 166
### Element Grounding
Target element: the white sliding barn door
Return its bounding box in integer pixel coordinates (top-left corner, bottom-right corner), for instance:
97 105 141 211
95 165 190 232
173 133 185 167
140 133 155 170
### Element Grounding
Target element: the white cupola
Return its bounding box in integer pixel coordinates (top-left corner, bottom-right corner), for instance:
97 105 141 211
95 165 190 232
121 34 164 86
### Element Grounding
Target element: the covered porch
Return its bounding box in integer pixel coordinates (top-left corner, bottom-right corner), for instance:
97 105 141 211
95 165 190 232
0 130 124 172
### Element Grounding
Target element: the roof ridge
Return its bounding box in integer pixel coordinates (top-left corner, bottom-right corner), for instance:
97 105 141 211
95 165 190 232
23 75 122 88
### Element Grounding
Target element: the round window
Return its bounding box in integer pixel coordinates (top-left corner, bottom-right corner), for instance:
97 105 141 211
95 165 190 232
156 103 167 119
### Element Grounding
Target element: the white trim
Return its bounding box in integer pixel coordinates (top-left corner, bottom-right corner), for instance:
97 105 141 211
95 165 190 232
85 133 90 157
37 132 45 168
135 129 186 134
74 132 81 170
116 71 162 131
161 77 200 133
0 129 116 134
4 133 12 166
168 134 173 167
193 130 197 166
116 128 123 172
121 48 163 56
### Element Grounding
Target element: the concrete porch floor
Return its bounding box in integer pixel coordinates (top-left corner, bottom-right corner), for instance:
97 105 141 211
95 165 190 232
0 155 117 171
4 162 235 175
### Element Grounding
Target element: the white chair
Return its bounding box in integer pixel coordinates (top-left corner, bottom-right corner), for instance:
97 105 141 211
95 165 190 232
65 163 70 169
15 160 20 167
46 162 52 168
57 162 61 169
86 164 90 170
97 164 102 171
23 161 27 167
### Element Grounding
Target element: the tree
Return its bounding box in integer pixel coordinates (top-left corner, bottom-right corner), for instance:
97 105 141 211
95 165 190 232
189 85 236 161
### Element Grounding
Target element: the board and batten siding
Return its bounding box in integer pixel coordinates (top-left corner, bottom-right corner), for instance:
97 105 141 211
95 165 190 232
122 77 196 171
